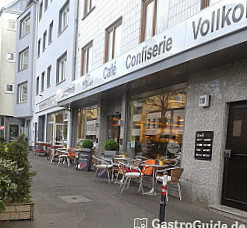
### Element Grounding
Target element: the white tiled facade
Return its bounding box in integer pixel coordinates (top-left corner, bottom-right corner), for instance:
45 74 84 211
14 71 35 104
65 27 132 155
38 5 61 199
74 0 216 79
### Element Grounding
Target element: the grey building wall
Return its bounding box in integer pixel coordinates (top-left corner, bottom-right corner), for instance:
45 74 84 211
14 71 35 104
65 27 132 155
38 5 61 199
182 58 247 206
14 2 36 118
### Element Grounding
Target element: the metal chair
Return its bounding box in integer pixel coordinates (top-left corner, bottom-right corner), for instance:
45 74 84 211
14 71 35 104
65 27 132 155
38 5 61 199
92 155 113 183
120 161 144 194
156 167 184 201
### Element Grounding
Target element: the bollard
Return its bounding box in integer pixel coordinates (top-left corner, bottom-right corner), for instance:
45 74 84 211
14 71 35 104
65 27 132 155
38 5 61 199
159 174 168 223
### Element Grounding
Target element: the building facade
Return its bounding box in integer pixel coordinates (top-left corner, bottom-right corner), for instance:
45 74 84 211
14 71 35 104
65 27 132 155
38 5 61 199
55 0 247 220
33 0 78 146
14 1 36 148
0 0 31 142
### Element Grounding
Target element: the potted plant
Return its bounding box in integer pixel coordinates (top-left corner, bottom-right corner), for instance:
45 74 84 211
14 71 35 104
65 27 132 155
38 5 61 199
81 139 93 152
0 134 35 221
104 139 118 156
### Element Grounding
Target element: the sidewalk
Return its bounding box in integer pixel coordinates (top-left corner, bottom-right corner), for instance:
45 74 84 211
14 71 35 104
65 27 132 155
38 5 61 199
0 153 240 228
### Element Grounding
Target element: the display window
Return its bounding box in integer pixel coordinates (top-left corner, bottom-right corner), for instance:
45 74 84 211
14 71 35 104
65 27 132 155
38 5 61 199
129 88 186 159
47 111 68 145
77 108 98 146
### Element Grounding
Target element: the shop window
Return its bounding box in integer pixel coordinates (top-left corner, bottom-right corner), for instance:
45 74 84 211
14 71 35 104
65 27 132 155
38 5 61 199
129 89 186 159
47 65 51 87
47 111 68 145
142 0 169 41
48 21 53 43
81 41 93 76
105 18 122 62
18 82 28 103
77 108 98 146
19 48 29 71
59 0 69 34
20 14 30 38
56 52 67 84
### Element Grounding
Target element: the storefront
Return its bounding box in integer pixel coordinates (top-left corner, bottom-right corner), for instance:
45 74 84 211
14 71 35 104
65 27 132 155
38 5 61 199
57 0 247 218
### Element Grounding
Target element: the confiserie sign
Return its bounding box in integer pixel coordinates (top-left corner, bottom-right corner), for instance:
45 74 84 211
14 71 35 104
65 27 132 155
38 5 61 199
57 0 247 102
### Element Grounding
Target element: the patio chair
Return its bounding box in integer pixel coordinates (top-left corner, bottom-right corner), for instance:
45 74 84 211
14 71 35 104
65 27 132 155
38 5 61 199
120 159 156 194
120 162 144 194
112 156 126 182
155 167 184 201
92 155 113 183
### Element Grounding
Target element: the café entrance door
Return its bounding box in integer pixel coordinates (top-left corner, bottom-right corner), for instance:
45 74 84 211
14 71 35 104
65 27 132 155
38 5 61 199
222 102 247 211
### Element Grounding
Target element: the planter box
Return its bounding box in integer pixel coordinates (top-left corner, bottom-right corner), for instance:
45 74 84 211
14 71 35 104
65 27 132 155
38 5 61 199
0 202 34 221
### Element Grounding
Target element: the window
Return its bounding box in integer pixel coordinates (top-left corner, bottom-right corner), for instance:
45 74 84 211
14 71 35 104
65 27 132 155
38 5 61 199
44 0 48 11
20 14 30 38
142 0 169 41
48 21 53 43
105 19 122 62
84 0 93 16
36 76 39 95
8 20 16 30
5 84 14 93
41 72 45 91
39 1 43 20
37 39 41 57
47 66 51 87
81 42 93 76
129 89 186 158
19 48 29 71
57 53 67 84
43 30 47 51
201 0 220 9
59 1 69 33
6 52 15 62
18 82 28 103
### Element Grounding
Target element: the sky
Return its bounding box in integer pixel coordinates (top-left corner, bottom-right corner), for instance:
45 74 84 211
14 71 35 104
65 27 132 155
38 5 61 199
0 0 14 9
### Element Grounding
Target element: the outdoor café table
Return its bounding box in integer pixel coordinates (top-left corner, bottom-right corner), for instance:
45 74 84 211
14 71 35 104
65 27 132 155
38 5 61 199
140 163 169 196
57 148 78 167
48 145 63 163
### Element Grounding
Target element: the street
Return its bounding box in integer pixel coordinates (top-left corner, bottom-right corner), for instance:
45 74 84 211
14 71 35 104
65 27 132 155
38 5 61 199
1 153 237 228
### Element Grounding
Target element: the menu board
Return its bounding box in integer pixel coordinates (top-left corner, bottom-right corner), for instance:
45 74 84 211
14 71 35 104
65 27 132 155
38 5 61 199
195 131 214 160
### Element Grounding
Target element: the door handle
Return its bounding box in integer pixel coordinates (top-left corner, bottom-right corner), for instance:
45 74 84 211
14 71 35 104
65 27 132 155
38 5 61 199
224 149 232 159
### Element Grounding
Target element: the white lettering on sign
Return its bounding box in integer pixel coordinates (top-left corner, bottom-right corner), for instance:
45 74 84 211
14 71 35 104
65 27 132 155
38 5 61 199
37 95 57 113
57 0 247 103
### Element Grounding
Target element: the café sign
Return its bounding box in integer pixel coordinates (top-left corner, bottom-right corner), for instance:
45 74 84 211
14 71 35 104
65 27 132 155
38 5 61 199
36 95 57 113
57 0 247 102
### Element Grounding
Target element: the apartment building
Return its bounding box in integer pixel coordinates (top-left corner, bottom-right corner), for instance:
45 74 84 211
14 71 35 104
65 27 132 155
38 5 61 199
54 0 247 219
14 1 36 148
33 0 78 146
0 0 32 141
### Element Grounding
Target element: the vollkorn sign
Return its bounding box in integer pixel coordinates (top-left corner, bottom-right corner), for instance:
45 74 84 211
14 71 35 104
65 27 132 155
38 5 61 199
57 0 247 102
